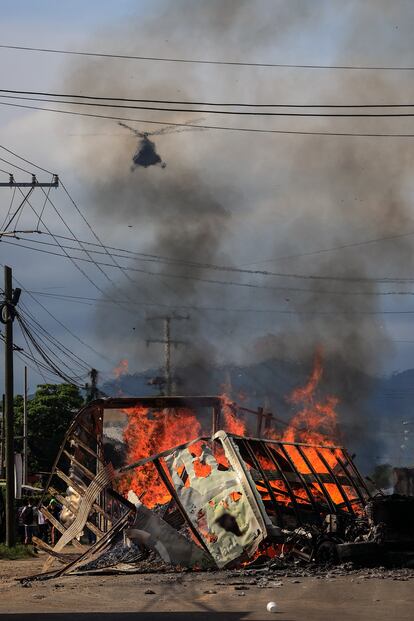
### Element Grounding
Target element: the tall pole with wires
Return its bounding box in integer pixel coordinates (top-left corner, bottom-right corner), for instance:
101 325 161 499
146 314 189 395
2 265 21 547
0 394 4 479
23 365 28 485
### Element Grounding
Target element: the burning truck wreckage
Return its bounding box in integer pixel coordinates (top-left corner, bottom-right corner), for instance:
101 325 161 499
28 361 414 580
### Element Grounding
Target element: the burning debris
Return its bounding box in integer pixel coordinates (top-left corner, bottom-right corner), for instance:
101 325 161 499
28 388 414 580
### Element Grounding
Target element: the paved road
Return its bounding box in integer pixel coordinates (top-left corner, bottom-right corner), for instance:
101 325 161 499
0 557 413 620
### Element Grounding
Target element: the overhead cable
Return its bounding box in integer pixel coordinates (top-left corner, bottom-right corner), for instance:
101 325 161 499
2 88 414 108
2 44 414 71
4 237 414 286
2 101 414 138
4 93 414 117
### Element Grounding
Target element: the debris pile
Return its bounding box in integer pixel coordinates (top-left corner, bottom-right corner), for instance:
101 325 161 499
29 394 414 580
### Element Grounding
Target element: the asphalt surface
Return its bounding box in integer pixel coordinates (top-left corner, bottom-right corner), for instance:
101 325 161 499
0 556 413 620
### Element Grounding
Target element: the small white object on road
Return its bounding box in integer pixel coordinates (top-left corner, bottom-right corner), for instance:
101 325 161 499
267 601 278 613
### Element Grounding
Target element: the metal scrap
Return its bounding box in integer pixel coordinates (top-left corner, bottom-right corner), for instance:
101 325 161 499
29 396 414 578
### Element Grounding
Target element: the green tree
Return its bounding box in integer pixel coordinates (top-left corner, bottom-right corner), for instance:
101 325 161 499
14 384 83 473
370 463 393 490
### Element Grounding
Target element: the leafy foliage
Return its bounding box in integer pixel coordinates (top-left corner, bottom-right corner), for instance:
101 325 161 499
370 463 393 490
14 384 83 473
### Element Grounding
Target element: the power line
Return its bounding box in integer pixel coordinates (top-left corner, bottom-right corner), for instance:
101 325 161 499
0 155 32 175
3 101 414 138
0 261 118 366
59 179 155 308
16 186 135 320
18 306 89 378
17 187 111 299
243 231 414 267
11 332 67 382
19 226 414 274
2 44 414 71
4 236 414 285
13 309 83 385
0 164 129 362
23 289 414 313
20 291 119 366
13 230 414 285
4 147 414 282
0 144 55 175
0 145 160 317
11 237 414 297
4 94 414 117
16 311 84 386
0 186 16 230
2 88 414 108
11 326 48 383
45 184 157 316
18 302 91 373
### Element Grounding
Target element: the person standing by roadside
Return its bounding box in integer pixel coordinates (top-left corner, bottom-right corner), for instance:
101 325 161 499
21 498 37 545
37 508 47 541
47 498 62 545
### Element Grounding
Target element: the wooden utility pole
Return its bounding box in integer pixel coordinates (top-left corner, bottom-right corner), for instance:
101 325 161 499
146 314 189 395
1 266 20 546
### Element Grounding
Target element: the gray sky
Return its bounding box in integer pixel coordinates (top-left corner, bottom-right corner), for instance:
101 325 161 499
1 1 414 394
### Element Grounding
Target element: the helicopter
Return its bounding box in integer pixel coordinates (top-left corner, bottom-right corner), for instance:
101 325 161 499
118 119 205 170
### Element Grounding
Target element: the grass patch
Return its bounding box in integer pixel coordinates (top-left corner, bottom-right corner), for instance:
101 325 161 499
0 544 36 560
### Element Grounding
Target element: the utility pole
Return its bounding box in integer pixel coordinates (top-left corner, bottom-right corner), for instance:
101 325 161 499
23 366 28 486
1 266 21 546
88 368 99 401
146 314 189 395
0 174 57 526
0 394 4 479
0 175 59 240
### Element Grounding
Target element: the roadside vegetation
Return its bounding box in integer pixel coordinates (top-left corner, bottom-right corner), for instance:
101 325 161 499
0 544 36 560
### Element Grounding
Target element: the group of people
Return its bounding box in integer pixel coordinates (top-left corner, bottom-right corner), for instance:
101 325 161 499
19 497 61 546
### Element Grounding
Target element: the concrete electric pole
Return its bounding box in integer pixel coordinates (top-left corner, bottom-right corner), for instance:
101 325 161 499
23 365 28 486
1 266 21 546
0 174 58 546
146 314 189 395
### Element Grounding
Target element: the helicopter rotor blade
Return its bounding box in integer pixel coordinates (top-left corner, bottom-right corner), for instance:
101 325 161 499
118 121 144 138
148 117 207 136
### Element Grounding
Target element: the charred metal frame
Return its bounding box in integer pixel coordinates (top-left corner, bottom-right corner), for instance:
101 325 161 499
236 437 371 524
120 431 371 558
37 396 371 573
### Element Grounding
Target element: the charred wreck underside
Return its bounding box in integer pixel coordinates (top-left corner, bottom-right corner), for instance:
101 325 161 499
30 397 414 580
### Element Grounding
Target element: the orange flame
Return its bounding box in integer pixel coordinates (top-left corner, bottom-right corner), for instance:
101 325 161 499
113 359 129 379
220 394 246 435
116 349 360 518
117 406 201 507
282 348 338 446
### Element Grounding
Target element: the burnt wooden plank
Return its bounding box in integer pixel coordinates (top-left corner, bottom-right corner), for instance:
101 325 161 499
39 507 85 552
54 469 112 522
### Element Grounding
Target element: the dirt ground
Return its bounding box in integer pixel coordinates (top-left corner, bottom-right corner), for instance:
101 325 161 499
0 555 413 621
